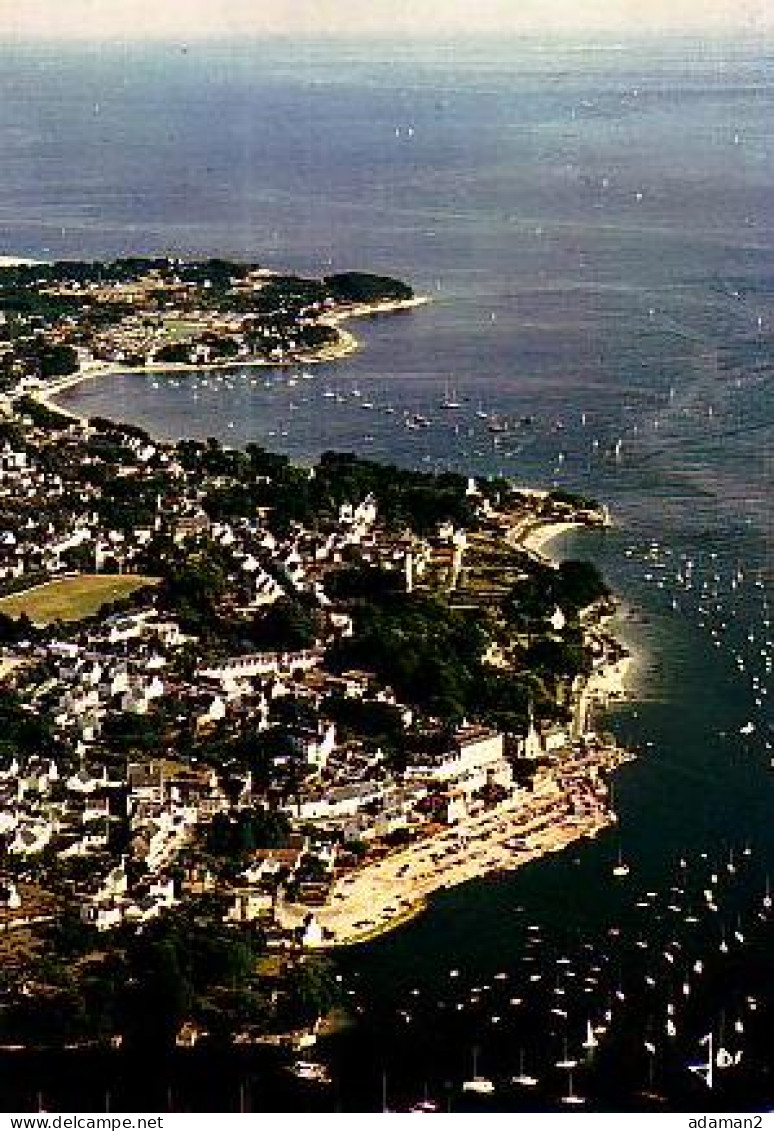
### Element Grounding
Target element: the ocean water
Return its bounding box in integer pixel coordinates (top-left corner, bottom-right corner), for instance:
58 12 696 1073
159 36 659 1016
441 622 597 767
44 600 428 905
2 36 774 1110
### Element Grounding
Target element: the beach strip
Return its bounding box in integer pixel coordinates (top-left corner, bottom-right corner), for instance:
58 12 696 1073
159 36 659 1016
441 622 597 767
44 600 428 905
27 296 430 422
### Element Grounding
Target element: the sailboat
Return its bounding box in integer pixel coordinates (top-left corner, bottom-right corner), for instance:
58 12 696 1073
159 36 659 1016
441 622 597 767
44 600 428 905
734 915 745 944
512 1049 539 1087
561 1071 586 1106
609 788 629 874
612 842 630 877
238 1080 249 1114
408 1096 440 1113
462 1047 495 1095
639 1037 666 1104
687 1033 714 1089
440 383 462 409
582 1020 599 1052
555 1038 577 1070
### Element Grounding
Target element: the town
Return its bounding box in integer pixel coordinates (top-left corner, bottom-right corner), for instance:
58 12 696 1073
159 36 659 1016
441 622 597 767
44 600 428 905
0 259 632 1052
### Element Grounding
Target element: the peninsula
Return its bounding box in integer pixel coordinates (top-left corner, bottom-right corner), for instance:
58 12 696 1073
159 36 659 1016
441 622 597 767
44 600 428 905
0 259 633 1051
0 257 426 410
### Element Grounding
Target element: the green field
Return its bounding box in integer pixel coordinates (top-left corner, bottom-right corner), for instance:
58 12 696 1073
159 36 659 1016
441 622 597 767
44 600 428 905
0 574 160 625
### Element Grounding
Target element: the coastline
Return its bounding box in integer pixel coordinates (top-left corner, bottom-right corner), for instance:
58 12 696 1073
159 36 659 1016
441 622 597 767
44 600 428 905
278 742 633 950
26 295 430 423
19 311 642 955
520 519 580 562
534 519 640 715
278 507 639 950
519 511 641 703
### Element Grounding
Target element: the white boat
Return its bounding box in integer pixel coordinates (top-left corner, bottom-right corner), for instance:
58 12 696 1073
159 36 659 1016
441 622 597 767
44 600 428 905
512 1050 539 1087
462 1076 495 1095
440 383 462 409
555 1038 577 1070
288 1060 332 1085
462 1048 495 1095
582 1021 599 1051
561 1071 586 1106
612 845 630 877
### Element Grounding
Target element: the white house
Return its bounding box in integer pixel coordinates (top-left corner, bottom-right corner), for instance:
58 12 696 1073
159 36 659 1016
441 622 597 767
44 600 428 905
405 726 505 783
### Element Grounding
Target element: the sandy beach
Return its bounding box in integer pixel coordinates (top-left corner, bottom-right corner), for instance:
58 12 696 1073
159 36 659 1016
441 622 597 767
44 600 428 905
278 743 632 948
521 520 582 560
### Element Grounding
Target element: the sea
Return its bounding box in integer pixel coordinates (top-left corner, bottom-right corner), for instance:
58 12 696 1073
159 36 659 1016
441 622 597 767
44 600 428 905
1 35 773 1111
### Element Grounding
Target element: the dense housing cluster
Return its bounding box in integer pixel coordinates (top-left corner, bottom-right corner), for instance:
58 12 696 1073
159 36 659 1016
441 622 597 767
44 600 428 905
0 261 626 1051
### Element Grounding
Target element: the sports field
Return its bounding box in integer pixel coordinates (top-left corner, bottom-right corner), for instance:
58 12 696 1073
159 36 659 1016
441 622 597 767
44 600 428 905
0 574 159 625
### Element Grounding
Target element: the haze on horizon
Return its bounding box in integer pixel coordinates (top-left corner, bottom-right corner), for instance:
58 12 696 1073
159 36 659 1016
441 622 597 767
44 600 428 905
1 0 771 41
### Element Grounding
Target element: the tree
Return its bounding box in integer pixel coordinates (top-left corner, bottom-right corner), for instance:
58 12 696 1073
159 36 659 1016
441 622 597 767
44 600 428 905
283 956 340 1026
324 272 413 304
132 938 193 1040
556 560 609 612
38 344 79 379
205 808 291 858
270 695 319 730
251 598 321 652
525 637 590 685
